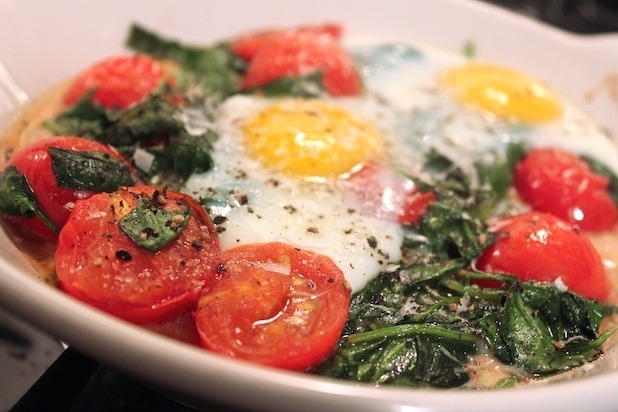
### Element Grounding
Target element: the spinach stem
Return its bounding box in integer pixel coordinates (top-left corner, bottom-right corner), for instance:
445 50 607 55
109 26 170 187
346 324 479 346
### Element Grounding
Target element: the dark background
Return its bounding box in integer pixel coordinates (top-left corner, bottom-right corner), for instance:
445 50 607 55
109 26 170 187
482 0 618 33
4 1 618 411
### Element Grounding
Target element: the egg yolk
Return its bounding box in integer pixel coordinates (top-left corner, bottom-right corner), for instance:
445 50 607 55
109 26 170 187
244 99 383 178
442 63 563 123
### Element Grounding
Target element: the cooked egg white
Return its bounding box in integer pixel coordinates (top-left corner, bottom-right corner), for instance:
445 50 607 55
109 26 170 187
183 36 618 292
183 96 404 291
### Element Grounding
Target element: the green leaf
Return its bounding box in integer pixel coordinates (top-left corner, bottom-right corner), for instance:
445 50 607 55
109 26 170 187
413 335 472 387
44 91 110 138
119 195 191 252
170 130 216 176
258 71 326 98
498 291 558 374
462 41 476 59
104 94 183 146
478 142 526 195
126 24 242 102
478 313 513 365
414 193 495 261
398 262 463 287
581 154 618 205
345 323 479 346
321 326 477 388
494 376 518 389
521 283 604 340
48 148 134 192
0 166 59 233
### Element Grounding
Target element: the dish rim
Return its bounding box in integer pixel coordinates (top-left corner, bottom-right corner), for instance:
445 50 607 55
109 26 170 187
0 0 617 410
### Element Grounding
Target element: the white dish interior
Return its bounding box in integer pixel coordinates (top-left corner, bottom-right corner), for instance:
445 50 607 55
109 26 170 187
0 1 617 410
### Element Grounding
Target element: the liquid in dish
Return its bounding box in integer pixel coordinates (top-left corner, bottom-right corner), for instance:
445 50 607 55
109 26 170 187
1 23 617 388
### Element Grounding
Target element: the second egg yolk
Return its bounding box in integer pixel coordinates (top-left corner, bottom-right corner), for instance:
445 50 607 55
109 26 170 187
442 63 563 123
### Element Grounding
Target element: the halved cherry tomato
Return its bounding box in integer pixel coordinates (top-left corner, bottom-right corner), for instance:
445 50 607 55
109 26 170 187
64 55 164 109
340 162 435 225
476 212 609 301
514 148 618 232
195 242 351 371
399 191 437 226
241 32 362 97
55 186 221 324
231 23 343 61
1 136 137 242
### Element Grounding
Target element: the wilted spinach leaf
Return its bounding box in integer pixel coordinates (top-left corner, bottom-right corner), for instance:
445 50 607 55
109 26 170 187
126 24 243 102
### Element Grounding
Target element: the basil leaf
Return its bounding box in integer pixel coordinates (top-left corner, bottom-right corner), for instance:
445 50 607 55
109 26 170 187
0 166 59 233
48 148 134 192
119 197 191 252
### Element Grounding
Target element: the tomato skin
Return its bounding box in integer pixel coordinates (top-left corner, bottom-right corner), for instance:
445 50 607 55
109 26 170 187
3 136 136 243
231 23 343 61
476 212 609 301
241 32 362 97
195 242 351 371
514 148 618 232
341 162 435 225
399 191 437 226
55 186 221 324
64 55 164 109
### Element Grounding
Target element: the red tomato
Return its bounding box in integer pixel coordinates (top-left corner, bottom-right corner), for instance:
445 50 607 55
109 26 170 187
231 23 343 61
195 242 351 371
340 162 435 225
241 32 362 97
476 212 609 301
399 191 436 226
64 55 164 109
2 136 136 243
55 186 221 324
514 148 618 232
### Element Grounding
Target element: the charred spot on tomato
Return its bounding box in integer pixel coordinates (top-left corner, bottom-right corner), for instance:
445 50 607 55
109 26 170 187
191 240 204 251
115 250 133 261
119 197 191 252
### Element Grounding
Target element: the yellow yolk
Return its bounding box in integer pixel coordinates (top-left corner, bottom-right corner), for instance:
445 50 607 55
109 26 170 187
243 99 383 178
442 63 563 123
